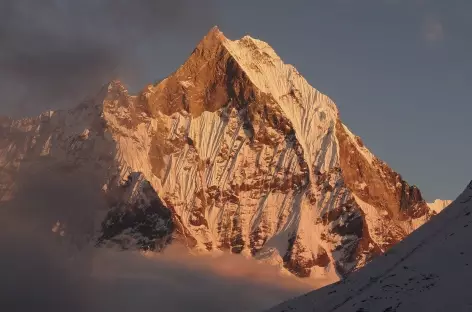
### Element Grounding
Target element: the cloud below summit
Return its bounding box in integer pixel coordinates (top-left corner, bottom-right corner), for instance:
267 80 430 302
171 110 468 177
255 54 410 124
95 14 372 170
0 166 321 312
0 232 316 312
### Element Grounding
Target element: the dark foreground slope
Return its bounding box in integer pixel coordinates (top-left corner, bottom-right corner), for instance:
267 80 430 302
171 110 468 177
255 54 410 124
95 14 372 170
268 181 472 311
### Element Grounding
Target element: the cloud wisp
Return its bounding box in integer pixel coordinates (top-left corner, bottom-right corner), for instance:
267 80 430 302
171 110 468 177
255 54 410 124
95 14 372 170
0 0 216 117
0 232 321 312
421 15 445 42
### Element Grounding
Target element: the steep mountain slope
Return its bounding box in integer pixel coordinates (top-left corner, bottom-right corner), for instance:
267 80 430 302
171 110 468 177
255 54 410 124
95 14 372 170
0 27 433 278
268 181 472 311
428 199 452 213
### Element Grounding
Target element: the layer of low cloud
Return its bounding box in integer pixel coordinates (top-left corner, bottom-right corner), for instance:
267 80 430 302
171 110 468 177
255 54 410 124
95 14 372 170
90 247 322 312
1 229 309 311
0 228 320 312
0 160 332 312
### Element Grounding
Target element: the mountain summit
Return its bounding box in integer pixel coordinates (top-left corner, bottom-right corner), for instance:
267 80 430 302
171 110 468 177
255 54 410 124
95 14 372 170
0 28 434 278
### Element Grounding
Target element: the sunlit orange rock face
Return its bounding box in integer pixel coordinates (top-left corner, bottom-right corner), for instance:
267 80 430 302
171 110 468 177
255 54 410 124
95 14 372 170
0 27 433 279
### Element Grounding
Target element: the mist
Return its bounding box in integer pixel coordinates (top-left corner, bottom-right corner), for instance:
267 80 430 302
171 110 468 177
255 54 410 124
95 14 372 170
0 0 217 117
89 247 320 312
0 157 330 312
0 226 320 312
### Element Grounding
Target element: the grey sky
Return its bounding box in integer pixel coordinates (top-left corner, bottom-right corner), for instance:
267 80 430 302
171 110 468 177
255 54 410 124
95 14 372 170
0 0 470 200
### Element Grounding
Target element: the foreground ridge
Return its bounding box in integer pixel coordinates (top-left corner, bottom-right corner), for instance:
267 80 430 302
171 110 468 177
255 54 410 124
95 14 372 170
268 181 472 311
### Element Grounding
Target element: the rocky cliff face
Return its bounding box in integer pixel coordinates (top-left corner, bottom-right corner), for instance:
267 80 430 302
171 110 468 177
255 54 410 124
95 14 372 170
0 27 434 278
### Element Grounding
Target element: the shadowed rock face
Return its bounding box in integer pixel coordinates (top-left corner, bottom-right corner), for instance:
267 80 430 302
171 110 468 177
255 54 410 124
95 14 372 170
336 121 431 251
145 27 254 117
0 27 434 279
338 125 428 221
98 173 174 251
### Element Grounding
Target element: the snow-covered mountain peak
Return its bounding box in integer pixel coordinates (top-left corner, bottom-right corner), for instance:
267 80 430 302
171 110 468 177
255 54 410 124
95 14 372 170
175 29 342 177
0 27 435 280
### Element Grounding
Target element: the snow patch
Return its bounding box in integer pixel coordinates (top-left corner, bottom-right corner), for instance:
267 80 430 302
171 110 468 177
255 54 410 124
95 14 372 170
224 36 340 176
427 199 452 213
